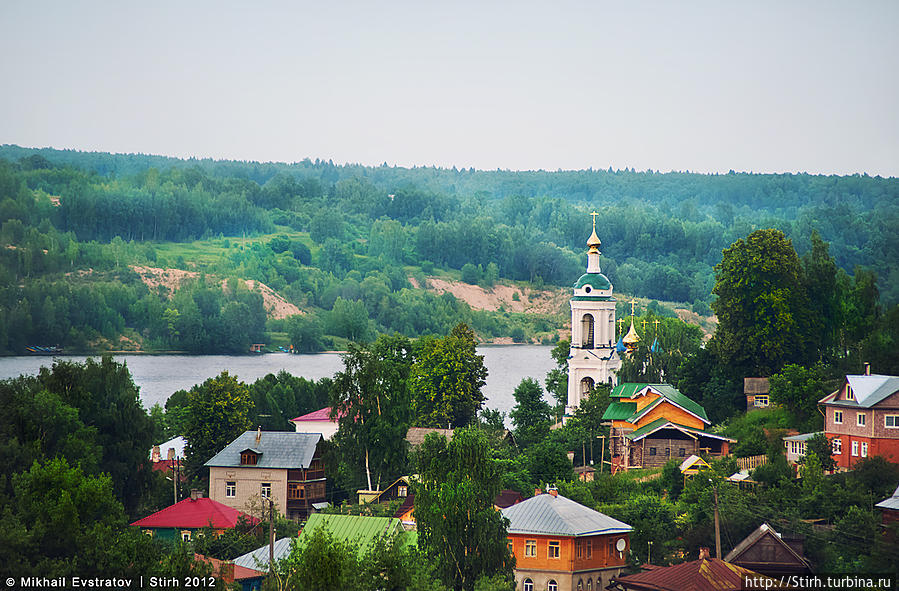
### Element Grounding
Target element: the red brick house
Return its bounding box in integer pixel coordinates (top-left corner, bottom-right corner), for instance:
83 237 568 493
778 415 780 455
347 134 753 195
818 372 899 469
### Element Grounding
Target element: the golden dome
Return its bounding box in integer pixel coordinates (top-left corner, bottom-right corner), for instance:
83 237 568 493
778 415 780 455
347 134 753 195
623 321 641 345
587 228 602 249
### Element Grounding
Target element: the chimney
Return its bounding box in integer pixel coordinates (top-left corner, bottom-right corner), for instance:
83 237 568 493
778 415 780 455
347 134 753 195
534 488 542 496
166 447 175 461
864 362 871 376
547 486 558 497
698 547 710 560
256 426 262 446
190 488 201 501
151 445 160 463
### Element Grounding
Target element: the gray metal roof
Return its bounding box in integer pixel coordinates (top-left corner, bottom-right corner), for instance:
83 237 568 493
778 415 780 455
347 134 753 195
875 485 899 511
233 537 294 571
501 493 631 537
783 432 822 442
204 431 321 468
846 374 899 408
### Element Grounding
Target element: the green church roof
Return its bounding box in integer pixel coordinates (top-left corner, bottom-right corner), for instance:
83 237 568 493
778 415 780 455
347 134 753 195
574 273 612 291
610 383 709 423
602 401 638 420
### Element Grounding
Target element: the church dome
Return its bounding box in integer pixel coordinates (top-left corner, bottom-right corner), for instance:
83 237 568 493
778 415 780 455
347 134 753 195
574 273 612 292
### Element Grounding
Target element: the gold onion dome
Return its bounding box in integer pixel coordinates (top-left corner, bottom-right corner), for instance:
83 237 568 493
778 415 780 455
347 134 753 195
623 321 641 345
587 228 602 252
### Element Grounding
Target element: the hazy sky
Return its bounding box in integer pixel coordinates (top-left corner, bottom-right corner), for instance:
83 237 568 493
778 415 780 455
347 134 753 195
1 1 897 176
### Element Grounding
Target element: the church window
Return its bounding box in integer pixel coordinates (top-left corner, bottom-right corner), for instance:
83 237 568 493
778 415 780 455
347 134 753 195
582 314 595 348
581 377 594 398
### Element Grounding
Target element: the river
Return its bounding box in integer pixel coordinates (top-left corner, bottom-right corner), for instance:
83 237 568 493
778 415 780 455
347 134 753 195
0 345 558 422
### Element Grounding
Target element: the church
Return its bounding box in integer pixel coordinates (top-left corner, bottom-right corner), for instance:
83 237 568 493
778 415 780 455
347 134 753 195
565 217 733 472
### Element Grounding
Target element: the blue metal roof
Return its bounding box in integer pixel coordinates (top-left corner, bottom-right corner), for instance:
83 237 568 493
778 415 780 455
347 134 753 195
204 431 322 469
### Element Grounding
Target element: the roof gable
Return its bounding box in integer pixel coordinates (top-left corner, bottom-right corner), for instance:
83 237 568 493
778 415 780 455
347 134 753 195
291 406 343 422
842 374 899 408
876 484 899 511
612 557 768 591
502 493 631 537
300 514 406 553
724 523 809 569
204 431 322 469
612 383 709 424
131 497 258 529
233 537 294 572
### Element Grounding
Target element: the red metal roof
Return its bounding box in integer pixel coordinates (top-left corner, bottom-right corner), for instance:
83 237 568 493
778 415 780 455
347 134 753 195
291 407 342 422
194 554 264 582
131 497 259 529
611 558 781 591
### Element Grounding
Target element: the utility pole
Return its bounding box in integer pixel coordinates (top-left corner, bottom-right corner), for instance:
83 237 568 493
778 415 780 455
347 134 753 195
172 458 178 505
269 498 275 572
713 484 721 559
598 435 605 474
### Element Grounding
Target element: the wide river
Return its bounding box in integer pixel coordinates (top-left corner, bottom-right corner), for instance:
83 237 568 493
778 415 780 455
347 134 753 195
0 346 557 423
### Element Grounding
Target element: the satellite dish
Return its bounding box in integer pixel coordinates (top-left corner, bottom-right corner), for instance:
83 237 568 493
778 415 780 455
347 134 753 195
615 538 626 552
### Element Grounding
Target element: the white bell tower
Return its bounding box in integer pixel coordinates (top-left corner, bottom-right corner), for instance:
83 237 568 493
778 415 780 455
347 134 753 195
565 213 621 417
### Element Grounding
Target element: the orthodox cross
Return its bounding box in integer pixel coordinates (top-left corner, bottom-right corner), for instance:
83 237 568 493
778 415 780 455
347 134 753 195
590 210 599 232
629 298 638 317
653 319 660 332
641 319 648 330
617 318 624 336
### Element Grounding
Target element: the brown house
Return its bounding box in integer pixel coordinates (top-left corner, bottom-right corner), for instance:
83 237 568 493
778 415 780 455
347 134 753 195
724 523 811 577
745 378 771 411
205 429 326 521
875 484 899 527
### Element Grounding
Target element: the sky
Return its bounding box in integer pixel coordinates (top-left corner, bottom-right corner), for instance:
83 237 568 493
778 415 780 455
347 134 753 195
1 1 897 176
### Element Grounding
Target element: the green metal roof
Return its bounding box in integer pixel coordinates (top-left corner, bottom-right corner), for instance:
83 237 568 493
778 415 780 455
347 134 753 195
625 418 735 442
602 401 638 420
574 273 612 291
299 514 406 554
571 295 615 302
609 383 709 423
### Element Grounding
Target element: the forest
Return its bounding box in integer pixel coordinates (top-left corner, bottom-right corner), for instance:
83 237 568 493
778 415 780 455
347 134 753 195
0 144 897 355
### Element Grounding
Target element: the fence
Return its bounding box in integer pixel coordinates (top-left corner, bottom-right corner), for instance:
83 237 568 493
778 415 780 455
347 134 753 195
736 454 768 471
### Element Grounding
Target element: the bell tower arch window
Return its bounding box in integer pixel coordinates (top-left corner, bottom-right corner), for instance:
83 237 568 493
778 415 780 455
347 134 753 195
582 314 595 348
581 377 595 400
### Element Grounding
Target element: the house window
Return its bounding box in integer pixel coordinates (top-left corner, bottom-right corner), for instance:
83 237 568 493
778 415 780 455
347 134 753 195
857 413 866 427
665 448 670 458
525 540 536 557
833 438 842 454
398 485 408 497
261 482 272 498
790 441 798 455
834 410 843 425
861 442 868 457
678 448 686 457
754 395 769 407
181 530 192 541
649 447 657 456
287 482 304 500
586 538 592 558
576 539 582 559
548 541 560 558
886 415 899 428
609 540 615 557
226 481 236 498
548 581 558 591
851 441 859 457
507 540 513 554
241 452 258 465
846 386 854 400
523 580 533 591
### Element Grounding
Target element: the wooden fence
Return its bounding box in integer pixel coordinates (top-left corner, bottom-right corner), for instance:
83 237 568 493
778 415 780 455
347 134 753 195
736 454 768 471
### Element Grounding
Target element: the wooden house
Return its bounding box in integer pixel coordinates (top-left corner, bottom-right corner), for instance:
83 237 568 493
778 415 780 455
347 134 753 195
131 490 258 541
602 383 735 472
503 489 631 591
875 484 899 527
368 475 414 505
745 378 771 411
724 523 811 577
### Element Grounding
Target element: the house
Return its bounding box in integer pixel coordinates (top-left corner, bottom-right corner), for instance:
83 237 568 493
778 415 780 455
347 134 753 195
406 427 454 447
503 489 632 591
299 513 415 554
194 554 265 591
368 475 415 505
289 407 341 440
494 489 524 509
608 548 787 591
818 369 899 469
745 378 771 411
724 523 811 578
150 435 188 481
205 429 326 521
875 484 899 527
783 432 822 465
602 383 735 472
232 537 294 591
131 490 259 541
389 489 522 529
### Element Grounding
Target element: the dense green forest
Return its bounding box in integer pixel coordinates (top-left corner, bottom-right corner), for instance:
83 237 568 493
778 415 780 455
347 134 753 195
1 144 897 355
